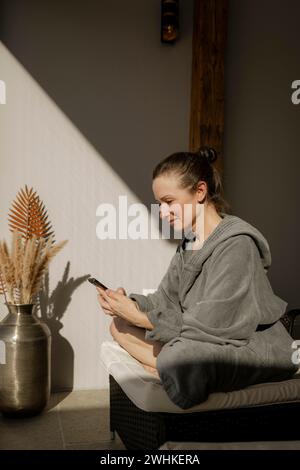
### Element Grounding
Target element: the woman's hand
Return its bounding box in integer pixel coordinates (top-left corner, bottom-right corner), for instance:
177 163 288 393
96 286 126 317
97 286 141 325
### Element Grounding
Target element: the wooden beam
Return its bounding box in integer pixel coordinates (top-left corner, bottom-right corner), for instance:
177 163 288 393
189 0 229 173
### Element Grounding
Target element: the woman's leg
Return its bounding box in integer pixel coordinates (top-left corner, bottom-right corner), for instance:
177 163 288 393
109 317 163 377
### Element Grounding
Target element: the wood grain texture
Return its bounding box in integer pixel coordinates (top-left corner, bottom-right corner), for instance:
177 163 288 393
189 0 229 174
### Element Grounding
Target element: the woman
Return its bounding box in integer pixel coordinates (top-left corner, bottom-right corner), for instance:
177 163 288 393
97 148 298 409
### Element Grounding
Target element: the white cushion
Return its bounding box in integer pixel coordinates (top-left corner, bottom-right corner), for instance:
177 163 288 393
100 340 300 414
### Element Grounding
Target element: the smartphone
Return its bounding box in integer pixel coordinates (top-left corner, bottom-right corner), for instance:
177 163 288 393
88 277 109 290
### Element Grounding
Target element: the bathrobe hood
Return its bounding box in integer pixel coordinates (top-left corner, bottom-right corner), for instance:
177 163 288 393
179 213 272 273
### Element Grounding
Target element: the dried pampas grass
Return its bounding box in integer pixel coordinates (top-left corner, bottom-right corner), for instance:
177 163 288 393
0 230 68 304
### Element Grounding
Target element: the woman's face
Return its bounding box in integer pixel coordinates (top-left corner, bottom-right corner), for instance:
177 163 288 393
152 173 206 234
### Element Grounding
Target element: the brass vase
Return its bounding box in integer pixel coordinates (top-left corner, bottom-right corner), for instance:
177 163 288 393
0 302 51 417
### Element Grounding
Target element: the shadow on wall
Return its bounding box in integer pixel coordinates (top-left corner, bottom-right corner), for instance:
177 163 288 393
37 262 90 392
0 0 193 207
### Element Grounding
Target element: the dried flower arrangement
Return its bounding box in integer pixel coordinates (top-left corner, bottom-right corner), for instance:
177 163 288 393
0 185 68 305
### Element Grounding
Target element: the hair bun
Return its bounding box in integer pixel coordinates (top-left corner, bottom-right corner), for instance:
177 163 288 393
196 147 217 164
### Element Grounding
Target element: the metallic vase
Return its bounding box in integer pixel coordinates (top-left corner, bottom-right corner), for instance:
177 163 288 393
0 303 51 417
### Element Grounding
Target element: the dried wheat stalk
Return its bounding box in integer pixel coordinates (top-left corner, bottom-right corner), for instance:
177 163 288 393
0 239 16 302
28 238 68 302
0 270 8 304
0 230 68 304
11 230 24 302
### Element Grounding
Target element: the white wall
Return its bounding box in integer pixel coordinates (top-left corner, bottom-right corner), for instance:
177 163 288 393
0 1 193 391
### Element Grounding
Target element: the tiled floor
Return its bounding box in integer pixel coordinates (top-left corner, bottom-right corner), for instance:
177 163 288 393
0 390 126 450
2 390 300 450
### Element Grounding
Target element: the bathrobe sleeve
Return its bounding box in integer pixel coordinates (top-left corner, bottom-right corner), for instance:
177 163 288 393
129 252 183 343
180 235 260 345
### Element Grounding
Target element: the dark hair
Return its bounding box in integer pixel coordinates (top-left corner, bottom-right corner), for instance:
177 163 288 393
152 147 232 215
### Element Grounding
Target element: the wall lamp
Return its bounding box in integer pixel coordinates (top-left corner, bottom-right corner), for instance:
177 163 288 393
161 0 180 44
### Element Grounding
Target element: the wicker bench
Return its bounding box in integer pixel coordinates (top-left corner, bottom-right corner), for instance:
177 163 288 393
102 309 300 450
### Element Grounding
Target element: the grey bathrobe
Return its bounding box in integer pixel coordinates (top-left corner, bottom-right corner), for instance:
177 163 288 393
129 214 298 409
